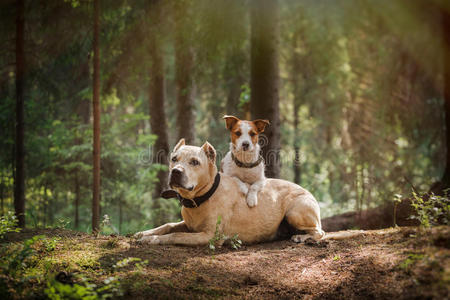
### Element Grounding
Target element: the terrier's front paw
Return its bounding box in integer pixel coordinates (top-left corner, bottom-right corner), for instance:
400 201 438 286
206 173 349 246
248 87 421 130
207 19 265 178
237 180 249 195
246 192 258 207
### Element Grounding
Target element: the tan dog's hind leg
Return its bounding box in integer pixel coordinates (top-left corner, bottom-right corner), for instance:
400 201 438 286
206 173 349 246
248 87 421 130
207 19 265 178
139 232 213 246
134 221 188 238
285 201 325 242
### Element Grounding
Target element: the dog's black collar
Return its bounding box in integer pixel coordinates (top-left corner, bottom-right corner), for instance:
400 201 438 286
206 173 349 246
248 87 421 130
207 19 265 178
231 152 263 168
160 173 221 208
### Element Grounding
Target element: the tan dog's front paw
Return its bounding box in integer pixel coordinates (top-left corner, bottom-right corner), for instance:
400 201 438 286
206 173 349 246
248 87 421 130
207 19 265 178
246 192 258 207
139 235 161 244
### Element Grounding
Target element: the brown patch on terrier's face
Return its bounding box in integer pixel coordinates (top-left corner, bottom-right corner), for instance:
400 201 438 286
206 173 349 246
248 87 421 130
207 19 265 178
223 115 270 151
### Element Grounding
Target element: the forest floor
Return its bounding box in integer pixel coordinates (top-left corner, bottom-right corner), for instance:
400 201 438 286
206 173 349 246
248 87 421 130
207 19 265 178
1 226 450 299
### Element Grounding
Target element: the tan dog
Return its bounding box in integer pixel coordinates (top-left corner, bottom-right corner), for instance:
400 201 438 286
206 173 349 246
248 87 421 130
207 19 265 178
221 115 269 207
136 139 325 245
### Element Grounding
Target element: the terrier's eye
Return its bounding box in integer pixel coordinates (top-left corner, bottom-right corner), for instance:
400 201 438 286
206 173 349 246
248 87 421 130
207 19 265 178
235 131 241 137
250 132 256 137
171 156 177 162
190 159 200 166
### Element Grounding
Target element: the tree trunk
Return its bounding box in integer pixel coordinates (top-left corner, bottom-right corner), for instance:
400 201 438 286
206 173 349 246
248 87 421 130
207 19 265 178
118 196 122 234
174 1 196 144
442 6 450 189
43 183 47 227
291 31 301 184
225 50 246 118
149 2 169 200
14 0 25 228
250 0 281 178
92 0 101 233
0 175 4 215
74 174 80 230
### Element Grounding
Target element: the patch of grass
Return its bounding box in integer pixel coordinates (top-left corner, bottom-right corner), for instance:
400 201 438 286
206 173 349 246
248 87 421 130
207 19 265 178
399 253 426 272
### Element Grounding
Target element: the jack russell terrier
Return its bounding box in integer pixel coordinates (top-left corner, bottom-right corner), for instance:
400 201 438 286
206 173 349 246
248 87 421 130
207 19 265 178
221 115 269 207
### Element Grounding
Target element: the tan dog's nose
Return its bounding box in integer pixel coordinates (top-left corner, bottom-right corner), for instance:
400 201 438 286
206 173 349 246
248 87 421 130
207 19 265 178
242 141 250 151
170 168 183 184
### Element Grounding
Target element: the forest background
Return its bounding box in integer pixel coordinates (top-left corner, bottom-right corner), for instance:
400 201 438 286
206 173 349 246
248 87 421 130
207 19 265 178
0 0 449 234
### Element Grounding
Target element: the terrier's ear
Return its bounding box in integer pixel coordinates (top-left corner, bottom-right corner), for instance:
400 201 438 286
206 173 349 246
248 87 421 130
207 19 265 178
253 119 270 133
201 141 216 163
173 138 185 152
223 115 240 130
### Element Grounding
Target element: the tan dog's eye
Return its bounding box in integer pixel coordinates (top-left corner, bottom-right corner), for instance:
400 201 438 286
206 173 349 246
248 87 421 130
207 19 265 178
171 156 177 162
250 132 256 137
190 159 200 166
235 131 241 137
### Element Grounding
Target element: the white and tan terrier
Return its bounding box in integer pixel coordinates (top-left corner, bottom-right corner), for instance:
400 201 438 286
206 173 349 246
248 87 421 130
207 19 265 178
221 115 270 207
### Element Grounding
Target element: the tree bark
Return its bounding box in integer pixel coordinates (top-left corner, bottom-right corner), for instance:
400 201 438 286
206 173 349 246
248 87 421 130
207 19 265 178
291 31 302 184
74 173 80 230
174 1 196 144
250 0 281 178
225 49 246 118
0 175 4 215
442 6 450 189
92 0 101 233
118 196 122 234
149 2 169 200
14 0 25 227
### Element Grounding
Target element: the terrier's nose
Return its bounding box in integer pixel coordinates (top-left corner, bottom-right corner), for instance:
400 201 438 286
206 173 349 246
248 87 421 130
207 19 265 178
242 141 250 151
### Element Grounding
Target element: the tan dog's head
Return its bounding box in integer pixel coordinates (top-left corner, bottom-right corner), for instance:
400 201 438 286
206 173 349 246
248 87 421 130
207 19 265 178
168 138 217 198
223 115 269 152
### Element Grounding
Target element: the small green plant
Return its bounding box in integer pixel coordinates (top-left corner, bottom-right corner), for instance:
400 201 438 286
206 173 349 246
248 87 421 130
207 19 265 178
208 216 242 254
100 215 119 236
114 257 147 273
333 254 341 261
399 253 425 272
0 211 21 239
56 218 71 229
393 193 403 227
410 190 450 227
43 237 61 252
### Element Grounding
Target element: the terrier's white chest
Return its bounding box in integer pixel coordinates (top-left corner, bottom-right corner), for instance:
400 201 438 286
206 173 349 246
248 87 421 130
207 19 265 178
222 152 264 184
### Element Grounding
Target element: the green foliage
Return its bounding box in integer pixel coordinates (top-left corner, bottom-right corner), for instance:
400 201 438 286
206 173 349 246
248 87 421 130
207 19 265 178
43 236 61 252
410 191 450 227
0 211 21 239
0 235 44 277
0 0 445 229
399 253 425 272
45 274 122 300
114 257 148 273
208 216 242 254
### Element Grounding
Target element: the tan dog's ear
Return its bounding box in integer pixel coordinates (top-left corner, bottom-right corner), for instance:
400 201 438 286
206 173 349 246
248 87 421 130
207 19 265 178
173 138 185 152
201 141 216 163
223 115 240 130
253 119 270 133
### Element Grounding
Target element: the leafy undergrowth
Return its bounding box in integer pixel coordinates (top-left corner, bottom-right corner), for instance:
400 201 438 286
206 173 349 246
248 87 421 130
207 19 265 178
1 226 449 299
